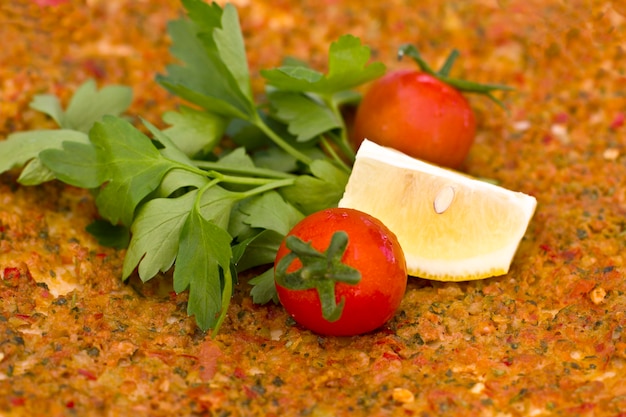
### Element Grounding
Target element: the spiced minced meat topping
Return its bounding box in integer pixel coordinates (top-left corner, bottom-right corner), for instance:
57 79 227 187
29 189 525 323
1 1 626 416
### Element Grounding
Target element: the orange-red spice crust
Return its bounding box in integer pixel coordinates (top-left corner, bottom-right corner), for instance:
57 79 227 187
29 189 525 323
1 1 626 416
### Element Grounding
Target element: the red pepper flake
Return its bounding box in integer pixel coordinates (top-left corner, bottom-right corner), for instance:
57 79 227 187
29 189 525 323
77 368 97 381
178 353 199 361
382 351 401 361
95 252 108 260
234 367 247 379
197 340 222 382
560 247 581 262
10 397 26 407
610 112 624 130
243 385 258 399
3 267 21 282
146 349 173 365
66 400 75 408
565 402 596 414
552 112 569 124
33 0 69 6
83 60 107 80
568 279 596 298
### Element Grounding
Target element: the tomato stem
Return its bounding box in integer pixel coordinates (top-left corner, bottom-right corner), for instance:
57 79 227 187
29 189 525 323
274 231 361 322
397 44 513 110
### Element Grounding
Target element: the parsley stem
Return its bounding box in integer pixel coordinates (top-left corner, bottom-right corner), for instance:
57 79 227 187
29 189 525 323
325 98 356 164
241 178 296 198
320 137 351 174
254 117 313 165
211 265 233 338
192 160 296 179
206 170 287 186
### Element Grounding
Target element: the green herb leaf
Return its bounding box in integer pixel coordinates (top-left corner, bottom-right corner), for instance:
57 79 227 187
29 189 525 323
280 159 350 215
122 191 197 281
64 80 132 132
231 229 284 271
157 168 209 198
26 79 131 131
218 147 256 170
162 105 227 158
253 149 294 173
123 185 241 281
261 34 385 96
157 1 255 120
248 268 278 304
174 205 233 331
237 190 304 236
85 220 130 249
90 115 181 226
0 130 89 183
17 159 57 185
39 140 104 189
141 117 195 166
29 94 64 127
267 91 342 142
197 183 243 230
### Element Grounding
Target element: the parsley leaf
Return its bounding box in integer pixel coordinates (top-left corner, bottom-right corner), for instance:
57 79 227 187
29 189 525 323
174 205 233 332
280 159 350 215
123 185 242 282
261 34 385 96
158 1 314 165
237 190 304 236
0 78 132 187
249 268 278 304
39 140 104 189
261 35 385 164
85 220 130 249
0 130 89 185
90 116 182 226
122 191 197 280
157 1 255 120
30 78 132 133
267 91 342 142
232 229 284 272
162 105 227 158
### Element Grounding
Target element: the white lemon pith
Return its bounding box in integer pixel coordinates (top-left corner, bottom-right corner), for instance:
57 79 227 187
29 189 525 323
338 139 537 281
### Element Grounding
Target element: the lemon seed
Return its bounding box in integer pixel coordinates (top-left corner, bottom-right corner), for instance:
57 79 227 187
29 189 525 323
434 185 455 214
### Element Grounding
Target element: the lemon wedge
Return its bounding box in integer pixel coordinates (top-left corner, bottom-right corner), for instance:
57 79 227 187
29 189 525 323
338 139 537 281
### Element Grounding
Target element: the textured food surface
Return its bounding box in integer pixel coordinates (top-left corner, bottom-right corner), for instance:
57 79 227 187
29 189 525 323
1 1 626 416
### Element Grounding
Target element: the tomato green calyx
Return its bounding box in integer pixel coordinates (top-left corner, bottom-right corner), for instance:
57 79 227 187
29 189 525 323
275 231 361 322
397 44 513 109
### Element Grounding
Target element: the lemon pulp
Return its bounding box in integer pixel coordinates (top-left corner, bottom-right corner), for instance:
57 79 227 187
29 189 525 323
338 139 537 281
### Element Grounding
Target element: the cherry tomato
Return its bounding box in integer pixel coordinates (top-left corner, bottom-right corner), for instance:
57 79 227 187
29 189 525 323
351 69 476 169
274 208 407 336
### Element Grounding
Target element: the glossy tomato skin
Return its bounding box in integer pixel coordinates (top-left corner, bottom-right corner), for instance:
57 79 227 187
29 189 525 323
274 208 407 336
352 69 476 169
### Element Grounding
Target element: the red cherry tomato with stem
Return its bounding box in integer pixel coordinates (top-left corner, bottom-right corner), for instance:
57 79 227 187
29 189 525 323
274 208 407 337
352 45 511 169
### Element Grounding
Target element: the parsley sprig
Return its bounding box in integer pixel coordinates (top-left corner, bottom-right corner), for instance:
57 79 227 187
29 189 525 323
0 0 385 334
